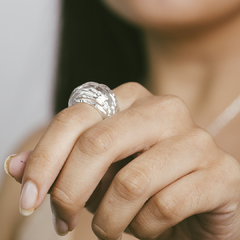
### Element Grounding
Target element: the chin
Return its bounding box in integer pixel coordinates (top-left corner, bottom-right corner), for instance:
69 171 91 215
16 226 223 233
102 0 240 32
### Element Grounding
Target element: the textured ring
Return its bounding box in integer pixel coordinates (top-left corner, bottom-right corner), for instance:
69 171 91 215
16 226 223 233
68 82 119 119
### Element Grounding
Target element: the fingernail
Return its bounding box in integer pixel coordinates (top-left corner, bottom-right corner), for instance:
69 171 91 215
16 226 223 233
52 214 69 236
4 151 32 179
19 181 38 216
4 154 17 176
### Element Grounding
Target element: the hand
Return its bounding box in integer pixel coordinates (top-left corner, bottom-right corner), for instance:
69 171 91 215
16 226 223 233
6 82 240 239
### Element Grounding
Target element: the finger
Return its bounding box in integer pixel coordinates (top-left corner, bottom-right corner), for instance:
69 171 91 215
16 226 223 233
49 94 192 233
6 82 147 183
129 159 240 239
85 156 133 214
20 82 150 216
91 130 211 240
51 96 171 231
4 151 32 182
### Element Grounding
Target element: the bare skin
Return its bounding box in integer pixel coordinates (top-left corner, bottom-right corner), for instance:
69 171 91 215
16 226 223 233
0 128 46 240
4 83 240 240
1 115 239 240
0 127 138 240
2 0 240 239
104 0 240 128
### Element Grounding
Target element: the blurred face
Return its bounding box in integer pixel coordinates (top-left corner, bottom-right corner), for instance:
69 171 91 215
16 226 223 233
102 0 240 31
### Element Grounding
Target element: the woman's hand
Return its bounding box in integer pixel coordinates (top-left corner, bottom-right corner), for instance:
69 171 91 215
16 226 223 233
6 82 240 239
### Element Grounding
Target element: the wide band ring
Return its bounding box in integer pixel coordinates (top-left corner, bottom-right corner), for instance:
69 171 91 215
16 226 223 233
68 82 119 119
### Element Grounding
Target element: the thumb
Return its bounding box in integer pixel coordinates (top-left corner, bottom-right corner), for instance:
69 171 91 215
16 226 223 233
4 150 32 183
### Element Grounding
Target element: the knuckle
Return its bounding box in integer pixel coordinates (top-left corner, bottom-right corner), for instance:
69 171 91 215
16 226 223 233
161 95 189 116
31 151 53 169
204 155 240 204
130 230 157 240
128 221 156 240
131 95 192 138
122 82 152 97
51 186 76 215
214 154 240 185
124 82 146 92
78 126 113 156
162 95 186 109
152 95 192 131
190 127 218 155
114 168 150 201
152 195 180 222
193 127 214 146
92 222 113 240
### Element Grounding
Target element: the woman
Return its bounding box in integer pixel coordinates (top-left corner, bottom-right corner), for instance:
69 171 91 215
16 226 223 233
3 0 240 239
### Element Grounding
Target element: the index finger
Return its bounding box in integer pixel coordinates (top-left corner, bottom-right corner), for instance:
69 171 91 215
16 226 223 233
20 82 150 216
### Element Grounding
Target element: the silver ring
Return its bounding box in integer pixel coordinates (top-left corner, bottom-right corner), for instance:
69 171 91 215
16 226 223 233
68 82 119 119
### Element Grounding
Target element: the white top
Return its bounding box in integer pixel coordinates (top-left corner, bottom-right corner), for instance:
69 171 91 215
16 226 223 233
0 0 60 183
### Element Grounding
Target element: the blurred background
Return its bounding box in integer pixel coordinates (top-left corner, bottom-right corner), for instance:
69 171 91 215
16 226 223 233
0 0 60 184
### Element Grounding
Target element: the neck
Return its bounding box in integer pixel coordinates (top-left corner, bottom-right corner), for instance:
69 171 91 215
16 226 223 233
145 14 240 128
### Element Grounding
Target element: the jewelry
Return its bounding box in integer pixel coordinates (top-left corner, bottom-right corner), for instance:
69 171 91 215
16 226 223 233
207 94 240 136
68 82 119 119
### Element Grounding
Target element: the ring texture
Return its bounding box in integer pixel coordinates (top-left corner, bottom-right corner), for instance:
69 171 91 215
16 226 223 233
68 82 119 119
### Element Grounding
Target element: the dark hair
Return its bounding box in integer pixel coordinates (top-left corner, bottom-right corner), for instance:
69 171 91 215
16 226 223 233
54 0 146 114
